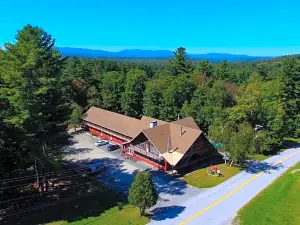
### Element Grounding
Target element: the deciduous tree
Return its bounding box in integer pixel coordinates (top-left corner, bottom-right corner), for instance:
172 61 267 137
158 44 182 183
143 78 169 118
122 69 147 117
101 71 124 113
87 85 102 108
69 103 83 132
160 75 196 121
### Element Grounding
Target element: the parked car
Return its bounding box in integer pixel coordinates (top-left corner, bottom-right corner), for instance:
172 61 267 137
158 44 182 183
106 144 120 151
95 140 109 146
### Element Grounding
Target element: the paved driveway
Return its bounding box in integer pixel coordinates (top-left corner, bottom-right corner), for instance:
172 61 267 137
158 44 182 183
63 133 203 210
148 147 300 225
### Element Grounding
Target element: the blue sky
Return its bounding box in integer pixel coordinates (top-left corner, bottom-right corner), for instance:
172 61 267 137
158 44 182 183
1 0 300 56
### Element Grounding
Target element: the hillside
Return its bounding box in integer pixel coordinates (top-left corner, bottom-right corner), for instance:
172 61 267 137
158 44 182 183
56 47 273 63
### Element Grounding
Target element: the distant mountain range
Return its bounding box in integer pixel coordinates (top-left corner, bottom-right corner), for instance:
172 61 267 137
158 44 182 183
56 47 274 62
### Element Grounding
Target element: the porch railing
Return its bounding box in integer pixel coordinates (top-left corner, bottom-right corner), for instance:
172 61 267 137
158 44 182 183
128 146 160 160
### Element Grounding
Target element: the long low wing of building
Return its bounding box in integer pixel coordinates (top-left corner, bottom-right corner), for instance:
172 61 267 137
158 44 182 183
83 107 216 171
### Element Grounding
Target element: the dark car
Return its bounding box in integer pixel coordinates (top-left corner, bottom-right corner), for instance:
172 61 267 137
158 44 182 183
106 144 120 151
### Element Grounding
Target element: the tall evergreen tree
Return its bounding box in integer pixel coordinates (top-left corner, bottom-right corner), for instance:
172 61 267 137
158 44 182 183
194 60 213 77
281 58 300 137
166 47 194 76
215 59 231 81
0 25 70 177
128 171 158 216
0 97 28 179
257 62 269 81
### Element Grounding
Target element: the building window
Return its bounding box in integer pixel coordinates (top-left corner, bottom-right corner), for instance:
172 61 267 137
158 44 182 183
139 143 146 149
149 145 158 154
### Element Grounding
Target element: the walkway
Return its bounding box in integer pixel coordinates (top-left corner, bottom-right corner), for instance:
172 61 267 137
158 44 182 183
148 147 300 225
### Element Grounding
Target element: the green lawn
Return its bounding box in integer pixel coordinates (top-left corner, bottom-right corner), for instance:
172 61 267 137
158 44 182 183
248 137 300 161
47 205 148 225
237 163 300 225
247 153 270 161
183 164 242 188
3 172 149 225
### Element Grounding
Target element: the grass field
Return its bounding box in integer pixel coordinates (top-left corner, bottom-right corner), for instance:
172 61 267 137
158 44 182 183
47 205 148 225
183 164 242 188
248 138 300 161
237 163 300 225
3 171 149 225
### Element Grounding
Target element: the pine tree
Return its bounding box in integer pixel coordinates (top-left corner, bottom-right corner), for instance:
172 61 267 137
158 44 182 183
166 47 194 76
194 60 213 77
128 171 158 216
281 58 300 137
215 59 231 81
0 25 71 179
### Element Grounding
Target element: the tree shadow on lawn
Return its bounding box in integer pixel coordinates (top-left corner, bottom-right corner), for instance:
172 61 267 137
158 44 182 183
150 171 189 196
151 205 185 221
1 158 131 225
1 156 196 225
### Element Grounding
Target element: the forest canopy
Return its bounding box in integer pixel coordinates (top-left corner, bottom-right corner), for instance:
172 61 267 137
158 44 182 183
1 25 300 182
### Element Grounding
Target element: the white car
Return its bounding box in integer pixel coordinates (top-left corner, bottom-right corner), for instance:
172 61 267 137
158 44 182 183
95 140 109 146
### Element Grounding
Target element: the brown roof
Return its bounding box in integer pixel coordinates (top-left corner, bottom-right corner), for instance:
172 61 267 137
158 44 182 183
83 107 166 138
143 121 202 155
84 107 205 166
142 120 202 165
171 117 201 131
141 116 167 126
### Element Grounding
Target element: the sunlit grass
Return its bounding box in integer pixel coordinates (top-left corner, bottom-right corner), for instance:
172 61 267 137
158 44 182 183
237 163 300 225
183 164 242 188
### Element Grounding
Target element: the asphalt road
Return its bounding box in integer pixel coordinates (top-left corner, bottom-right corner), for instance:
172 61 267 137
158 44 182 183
148 147 300 225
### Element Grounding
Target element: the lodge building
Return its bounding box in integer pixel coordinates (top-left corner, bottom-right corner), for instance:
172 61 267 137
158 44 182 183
83 107 216 171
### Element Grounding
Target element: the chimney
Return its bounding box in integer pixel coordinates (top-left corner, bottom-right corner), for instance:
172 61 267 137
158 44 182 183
167 137 171 153
180 126 183 136
150 120 158 128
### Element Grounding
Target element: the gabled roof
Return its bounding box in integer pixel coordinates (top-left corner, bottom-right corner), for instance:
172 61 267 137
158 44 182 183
84 107 207 166
140 115 167 126
142 119 202 165
171 117 201 131
83 107 165 138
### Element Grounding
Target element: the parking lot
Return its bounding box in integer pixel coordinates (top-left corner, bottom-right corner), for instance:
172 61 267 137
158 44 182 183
63 133 204 211
63 133 151 191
